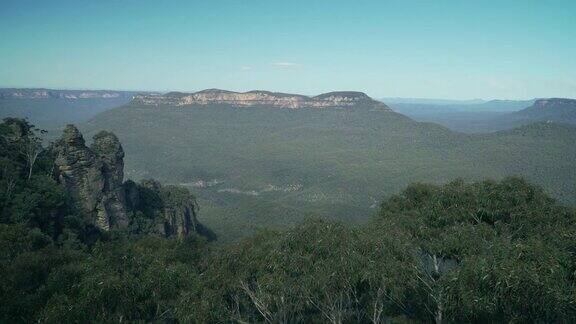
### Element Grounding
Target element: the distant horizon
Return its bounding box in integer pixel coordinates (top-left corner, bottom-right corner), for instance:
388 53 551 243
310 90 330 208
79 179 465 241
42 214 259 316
1 85 574 102
2 1 575 100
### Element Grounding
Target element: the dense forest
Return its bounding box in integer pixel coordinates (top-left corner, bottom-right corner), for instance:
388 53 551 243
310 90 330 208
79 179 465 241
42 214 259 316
81 101 576 242
1 117 575 323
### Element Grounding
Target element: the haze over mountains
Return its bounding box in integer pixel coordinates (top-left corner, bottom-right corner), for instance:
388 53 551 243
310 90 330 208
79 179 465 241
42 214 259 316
3 0 576 320
388 98 576 133
0 88 147 128
0 88 137 99
2 86 575 240
135 89 390 110
514 98 576 124
4 93 575 322
15 88 560 241
3 87 574 133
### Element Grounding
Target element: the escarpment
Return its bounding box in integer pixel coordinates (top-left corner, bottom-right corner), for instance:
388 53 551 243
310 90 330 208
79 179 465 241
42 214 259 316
91 131 129 229
0 88 137 99
128 179 200 239
53 125 124 230
133 89 391 110
53 125 206 239
513 98 576 124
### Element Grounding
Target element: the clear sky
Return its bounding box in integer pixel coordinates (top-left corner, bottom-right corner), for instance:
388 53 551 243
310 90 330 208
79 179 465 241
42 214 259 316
1 0 575 99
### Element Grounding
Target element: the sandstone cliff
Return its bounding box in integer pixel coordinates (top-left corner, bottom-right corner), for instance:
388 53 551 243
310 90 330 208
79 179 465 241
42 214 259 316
0 88 138 99
133 180 200 239
53 125 205 239
53 125 128 230
513 98 576 124
133 89 391 110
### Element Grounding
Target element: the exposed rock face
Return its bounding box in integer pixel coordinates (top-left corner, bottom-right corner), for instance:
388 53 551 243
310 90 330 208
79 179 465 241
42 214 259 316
159 185 199 239
514 98 576 124
53 126 204 239
531 98 576 108
54 125 127 230
92 131 129 228
123 180 140 211
91 131 125 191
133 89 391 110
0 88 139 99
133 180 201 240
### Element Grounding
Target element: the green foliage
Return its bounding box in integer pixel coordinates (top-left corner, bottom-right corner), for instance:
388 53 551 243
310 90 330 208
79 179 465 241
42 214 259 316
378 177 576 322
79 104 576 242
1 178 575 322
0 223 83 323
38 235 207 323
191 219 420 323
9 175 66 234
0 118 202 322
0 118 72 238
2 118 575 322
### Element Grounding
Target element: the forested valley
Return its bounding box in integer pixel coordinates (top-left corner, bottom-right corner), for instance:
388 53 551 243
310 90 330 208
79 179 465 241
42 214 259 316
2 118 575 323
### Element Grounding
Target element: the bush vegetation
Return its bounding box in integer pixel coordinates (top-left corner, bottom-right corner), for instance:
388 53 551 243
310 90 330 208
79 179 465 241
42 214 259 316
80 104 576 242
1 118 575 322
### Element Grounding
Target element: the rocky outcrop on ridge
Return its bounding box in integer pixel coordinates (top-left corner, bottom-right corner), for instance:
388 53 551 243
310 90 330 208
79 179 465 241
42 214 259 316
53 125 128 230
133 89 391 110
0 88 139 99
133 180 200 239
52 125 206 239
513 98 576 124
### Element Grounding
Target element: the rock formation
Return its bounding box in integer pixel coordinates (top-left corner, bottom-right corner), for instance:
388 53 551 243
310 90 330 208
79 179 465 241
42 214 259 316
52 125 205 239
53 125 128 230
0 88 139 99
126 179 205 240
133 89 391 110
91 131 129 228
513 98 576 124
529 98 576 110
161 186 199 238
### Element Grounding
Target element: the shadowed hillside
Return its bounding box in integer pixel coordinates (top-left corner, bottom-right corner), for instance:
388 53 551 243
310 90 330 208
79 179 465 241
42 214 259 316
78 92 576 241
389 98 576 133
0 89 145 128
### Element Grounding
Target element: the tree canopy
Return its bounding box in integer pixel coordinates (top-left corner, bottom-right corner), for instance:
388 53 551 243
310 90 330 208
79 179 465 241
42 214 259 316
1 118 575 323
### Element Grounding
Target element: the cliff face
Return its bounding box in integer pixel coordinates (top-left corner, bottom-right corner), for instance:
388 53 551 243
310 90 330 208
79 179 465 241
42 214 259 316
135 180 199 239
160 187 198 238
0 88 138 99
53 125 128 230
91 131 129 229
522 98 576 114
514 98 576 124
53 126 203 239
133 89 391 110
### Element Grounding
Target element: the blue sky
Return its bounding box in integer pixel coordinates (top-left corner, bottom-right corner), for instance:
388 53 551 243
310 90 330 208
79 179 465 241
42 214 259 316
1 0 575 99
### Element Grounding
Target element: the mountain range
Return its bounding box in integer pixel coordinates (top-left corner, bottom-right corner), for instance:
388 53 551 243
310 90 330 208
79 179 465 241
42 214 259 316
0 88 139 99
3 88 574 133
513 98 576 124
68 89 576 241
134 89 389 109
2 87 575 241
388 98 576 132
0 88 146 128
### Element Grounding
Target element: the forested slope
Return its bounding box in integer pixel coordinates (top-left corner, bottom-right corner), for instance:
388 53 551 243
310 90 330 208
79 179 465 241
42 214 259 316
81 103 576 241
2 120 574 322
